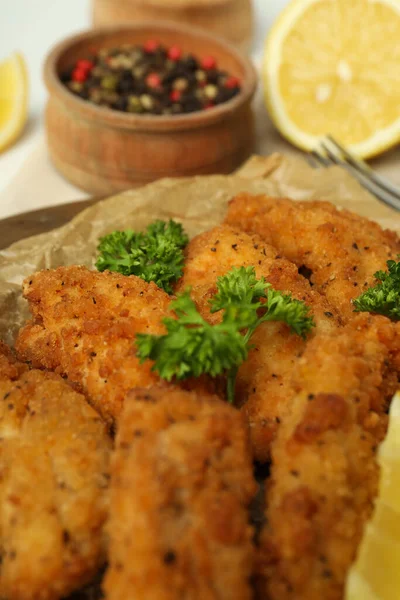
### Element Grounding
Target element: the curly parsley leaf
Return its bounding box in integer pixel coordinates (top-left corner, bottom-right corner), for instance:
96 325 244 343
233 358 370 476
211 266 315 339
136 266 315 403
136 290 249 384
95 220 188 294
353 257 400 320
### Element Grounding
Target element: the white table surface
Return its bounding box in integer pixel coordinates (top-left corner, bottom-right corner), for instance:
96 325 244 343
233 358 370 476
0 0 291 219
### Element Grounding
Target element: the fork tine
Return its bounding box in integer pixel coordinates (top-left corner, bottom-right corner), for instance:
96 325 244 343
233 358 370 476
310 149 331 167
327 135 400 201
306 153 320 169
320 142 343 166
317 140 400 212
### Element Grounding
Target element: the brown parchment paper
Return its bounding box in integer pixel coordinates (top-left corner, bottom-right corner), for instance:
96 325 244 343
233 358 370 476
1 153 400 348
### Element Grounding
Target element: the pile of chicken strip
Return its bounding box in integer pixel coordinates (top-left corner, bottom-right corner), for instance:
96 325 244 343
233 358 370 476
2 193 400 600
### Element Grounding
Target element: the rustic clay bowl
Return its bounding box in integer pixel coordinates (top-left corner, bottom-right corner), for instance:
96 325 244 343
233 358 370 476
92 0 254 53
43 23 257 195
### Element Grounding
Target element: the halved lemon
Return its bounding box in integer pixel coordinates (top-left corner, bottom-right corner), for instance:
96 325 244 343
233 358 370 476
0 52 28 154
345 391 400 599
263 0 400 159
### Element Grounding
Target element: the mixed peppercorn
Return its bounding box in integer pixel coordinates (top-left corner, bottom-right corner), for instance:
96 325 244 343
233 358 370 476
60 41 242 115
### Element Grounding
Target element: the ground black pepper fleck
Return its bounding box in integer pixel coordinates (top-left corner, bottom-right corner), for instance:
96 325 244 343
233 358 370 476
63 530 71 544
163 550 176 565
61 42 241 116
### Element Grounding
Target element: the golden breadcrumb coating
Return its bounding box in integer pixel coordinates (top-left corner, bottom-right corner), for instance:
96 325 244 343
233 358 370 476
258 315 400 600
175 225 340 461
0 342 111 600
104 386 256 600
225 194 400 320
15 266 173 425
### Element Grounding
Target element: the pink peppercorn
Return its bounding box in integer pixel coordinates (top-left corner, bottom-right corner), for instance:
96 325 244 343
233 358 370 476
201 56 217 70
168 46 182 61
146 73 162 89
225 76 240 89
72 68 88 83
144 39 160 53
170 90 182 102
76 59 94 72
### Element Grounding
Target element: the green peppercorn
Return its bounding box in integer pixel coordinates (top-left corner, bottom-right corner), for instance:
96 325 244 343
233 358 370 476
133 66 146 79
98 48 110 60
173 78 188 92
102 91 119 104
128 95 143 113
101 75 118 91
130 49 143 65
89 88 103 104
195 70 206 82
91 66 107 78
171 103 182 114
140 94 154 111
118 55 134 69
68 81 83 93
204 84 218 100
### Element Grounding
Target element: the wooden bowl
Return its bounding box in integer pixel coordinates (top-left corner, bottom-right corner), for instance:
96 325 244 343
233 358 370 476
43 23 257 195
92 0 254 53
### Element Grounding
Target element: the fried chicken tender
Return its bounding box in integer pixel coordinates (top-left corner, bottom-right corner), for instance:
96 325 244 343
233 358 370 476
225 194 400 320
104 386 256 600
0 342 111 600
258 315 400 600
175 225 340 461
15 266 174 425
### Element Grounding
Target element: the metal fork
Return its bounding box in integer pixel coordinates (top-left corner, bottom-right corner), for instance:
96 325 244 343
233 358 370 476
309 135 400 212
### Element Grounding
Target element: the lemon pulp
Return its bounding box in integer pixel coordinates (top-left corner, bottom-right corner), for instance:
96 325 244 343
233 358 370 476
0 52 28 153
263 0 400 158
346 392 400 599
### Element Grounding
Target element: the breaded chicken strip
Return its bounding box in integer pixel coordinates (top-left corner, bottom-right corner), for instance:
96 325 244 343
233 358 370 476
0 342 111 600
15 266 173 425
258 315 400 600
175 225 340 461
225 194 400 320
104 386 256 600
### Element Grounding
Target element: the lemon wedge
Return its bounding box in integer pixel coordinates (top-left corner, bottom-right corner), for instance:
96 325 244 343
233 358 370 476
263 0 400 159
0 52 28 154
345 391 400 599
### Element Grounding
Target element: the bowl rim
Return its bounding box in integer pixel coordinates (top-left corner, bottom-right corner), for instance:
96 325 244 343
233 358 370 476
43 21 257 132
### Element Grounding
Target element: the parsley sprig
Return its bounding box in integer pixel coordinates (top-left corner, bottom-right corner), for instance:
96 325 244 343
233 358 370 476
354 256 400 320
136 266 315 402
95 220 188 294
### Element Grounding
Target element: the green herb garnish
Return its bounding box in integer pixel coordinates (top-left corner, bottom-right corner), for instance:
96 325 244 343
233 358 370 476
353 256 400 320
136 266 315 402
95 220 188 293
